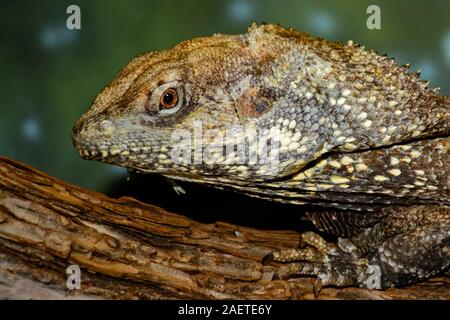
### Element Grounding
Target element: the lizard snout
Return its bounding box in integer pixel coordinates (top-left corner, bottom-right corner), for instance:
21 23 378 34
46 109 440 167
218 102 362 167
71 116 117 160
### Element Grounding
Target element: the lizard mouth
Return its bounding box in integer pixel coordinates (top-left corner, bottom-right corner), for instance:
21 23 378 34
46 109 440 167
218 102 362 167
72 138 113 161
73 142 143 170
71 128 117 161
72 132 156 170
71 116 158 166
71 119 130 162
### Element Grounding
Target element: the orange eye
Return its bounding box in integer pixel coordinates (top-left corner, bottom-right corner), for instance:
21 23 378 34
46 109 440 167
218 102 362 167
159 88 178 109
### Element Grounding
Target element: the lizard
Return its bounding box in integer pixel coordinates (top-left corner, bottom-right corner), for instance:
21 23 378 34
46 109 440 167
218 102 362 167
72 23 450 292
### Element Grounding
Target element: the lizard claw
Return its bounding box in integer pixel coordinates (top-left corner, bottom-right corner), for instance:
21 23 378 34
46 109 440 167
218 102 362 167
313 278 323 298
266 232 368 290
261 252 274 266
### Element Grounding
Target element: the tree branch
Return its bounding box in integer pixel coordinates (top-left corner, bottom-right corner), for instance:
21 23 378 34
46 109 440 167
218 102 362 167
0 157 448 299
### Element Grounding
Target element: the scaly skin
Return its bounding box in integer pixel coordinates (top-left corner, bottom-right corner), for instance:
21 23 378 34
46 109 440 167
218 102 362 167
72 24 449 291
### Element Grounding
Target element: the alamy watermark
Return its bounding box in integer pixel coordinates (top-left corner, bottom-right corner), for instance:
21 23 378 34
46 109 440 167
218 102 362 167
366 5 381 30
66 5 81 30
66 5 381 31
66 264 81 290
168 120 282 175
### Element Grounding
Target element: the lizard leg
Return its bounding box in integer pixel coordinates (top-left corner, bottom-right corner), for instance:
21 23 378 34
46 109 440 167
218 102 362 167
264 205 450 289
266 239 368 287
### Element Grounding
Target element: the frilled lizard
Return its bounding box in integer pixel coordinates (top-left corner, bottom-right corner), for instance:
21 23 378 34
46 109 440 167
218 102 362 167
72 24 449 292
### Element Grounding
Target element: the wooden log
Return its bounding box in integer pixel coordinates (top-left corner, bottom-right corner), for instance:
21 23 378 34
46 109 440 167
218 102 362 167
0 156 448 299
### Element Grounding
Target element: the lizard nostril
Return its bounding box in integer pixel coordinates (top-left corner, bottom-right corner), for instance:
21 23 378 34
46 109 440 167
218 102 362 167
100 120 115 135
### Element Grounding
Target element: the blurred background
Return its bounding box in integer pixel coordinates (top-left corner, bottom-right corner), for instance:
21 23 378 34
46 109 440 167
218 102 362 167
1 0 449 224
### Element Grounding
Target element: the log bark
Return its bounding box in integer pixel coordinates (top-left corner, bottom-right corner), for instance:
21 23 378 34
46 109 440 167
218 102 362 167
0 156 448 300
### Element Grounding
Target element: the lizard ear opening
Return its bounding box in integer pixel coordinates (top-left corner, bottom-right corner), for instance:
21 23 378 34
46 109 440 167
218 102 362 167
235 87 272 123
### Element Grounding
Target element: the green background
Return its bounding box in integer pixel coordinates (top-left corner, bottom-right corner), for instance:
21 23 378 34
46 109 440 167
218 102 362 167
2 0 450 194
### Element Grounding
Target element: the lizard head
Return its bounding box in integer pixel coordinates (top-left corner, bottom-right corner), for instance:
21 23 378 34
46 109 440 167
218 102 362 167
73 24 449 184
73 24 299 182
72 28 265 181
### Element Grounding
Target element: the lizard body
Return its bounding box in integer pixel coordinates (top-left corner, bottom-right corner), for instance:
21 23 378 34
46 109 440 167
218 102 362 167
72 24 449 290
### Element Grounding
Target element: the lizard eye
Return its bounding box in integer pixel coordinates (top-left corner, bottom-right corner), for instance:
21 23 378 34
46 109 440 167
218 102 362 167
147 82 185 116
159 88 178 110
